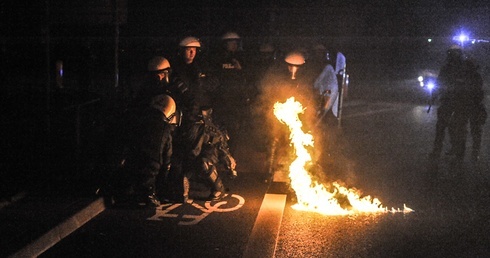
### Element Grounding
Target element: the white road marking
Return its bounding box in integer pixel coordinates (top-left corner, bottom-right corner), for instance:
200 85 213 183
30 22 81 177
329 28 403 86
147 194 245 225
243 193 287 258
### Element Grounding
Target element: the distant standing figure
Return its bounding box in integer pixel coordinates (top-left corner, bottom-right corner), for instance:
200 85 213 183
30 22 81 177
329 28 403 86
430 45 468 163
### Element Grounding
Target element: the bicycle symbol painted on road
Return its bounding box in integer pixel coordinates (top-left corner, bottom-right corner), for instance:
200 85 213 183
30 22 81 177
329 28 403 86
147 194 245 225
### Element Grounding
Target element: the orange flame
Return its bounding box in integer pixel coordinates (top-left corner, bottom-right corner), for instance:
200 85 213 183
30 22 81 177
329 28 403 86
273 97 413 215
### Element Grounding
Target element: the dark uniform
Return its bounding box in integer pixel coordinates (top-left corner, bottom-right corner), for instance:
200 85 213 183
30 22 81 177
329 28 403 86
120 104 173 206
169 36 237 202
170 54 226 202
131 72 188 112
112 57 185 206
259 52 318 180
450 59 487 161
172 56 217 122
210 34 249 152
183 109 237 201
430 46 468 162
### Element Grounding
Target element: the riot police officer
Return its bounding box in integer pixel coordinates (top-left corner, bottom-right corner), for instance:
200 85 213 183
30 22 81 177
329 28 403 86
313 46 339 127
184 107 237 202
171 36 236 203
447 58 487 162
110 56 187 206
211 31 249 152
282 51 317 110
132 56 188 110
430 45 468 163
171 36 219 123
259 51 318 180
258 50 314 123
114 95 179 207
307 43 329 84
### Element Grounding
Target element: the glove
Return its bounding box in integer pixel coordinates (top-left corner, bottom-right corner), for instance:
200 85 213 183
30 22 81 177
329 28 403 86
228 169 238 180
226 155 237 179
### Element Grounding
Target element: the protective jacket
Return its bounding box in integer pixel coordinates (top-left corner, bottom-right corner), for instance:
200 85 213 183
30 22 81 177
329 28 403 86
172 58 218 122
123 106 173 195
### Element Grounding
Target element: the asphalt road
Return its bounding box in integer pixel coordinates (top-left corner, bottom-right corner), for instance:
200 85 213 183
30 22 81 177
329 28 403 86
38 84 490 257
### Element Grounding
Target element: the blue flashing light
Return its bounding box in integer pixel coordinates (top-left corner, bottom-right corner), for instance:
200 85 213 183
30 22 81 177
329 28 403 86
452 34 469 44
459 34 469 43
427 81 435 90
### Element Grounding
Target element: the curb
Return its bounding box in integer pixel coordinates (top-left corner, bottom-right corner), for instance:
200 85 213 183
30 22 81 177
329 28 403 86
9 197 107 258
0 192 27 210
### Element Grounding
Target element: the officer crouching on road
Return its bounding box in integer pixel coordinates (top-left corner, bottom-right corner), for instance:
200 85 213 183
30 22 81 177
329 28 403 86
110 56 186 207
182 107 237 202
114 95 179 207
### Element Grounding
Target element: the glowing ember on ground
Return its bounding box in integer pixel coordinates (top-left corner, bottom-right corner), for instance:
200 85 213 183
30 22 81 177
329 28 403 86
273 97 413 215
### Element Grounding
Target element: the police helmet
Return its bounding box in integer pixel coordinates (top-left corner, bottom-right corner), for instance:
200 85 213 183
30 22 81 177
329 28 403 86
151 95 180 125
284 51 306 66
147 56 171 72
179 36 201 48
221 32 240 41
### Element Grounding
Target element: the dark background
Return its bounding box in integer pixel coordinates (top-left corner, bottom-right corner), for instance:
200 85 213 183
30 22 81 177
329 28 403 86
2 0 490 93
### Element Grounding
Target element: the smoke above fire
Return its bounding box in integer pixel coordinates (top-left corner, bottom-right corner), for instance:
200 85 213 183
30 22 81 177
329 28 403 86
252 66 321 149
273 97 413 215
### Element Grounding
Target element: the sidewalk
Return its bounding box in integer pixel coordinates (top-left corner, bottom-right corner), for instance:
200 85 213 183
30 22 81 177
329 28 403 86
1 194 105 257
0 165 107 257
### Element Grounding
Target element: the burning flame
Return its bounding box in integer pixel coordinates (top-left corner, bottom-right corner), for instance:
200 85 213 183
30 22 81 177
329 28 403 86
273 97 413 215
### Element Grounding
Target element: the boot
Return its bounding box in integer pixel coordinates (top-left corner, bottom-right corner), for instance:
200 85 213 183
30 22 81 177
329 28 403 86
145 193 161 207
209 177 226 201
134 182 160 207
133 191 161 207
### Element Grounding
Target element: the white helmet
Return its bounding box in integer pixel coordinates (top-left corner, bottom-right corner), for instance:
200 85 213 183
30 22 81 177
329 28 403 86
284 51 306 66
221 31 240 41
150 95 180 125
147 56 170 72
179 36 201 48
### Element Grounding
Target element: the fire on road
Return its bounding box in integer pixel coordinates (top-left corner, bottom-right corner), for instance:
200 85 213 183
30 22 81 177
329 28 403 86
273 97 413 215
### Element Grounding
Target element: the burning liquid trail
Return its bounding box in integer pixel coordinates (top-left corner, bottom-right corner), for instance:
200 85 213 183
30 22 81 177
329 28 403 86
273 97 413 215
